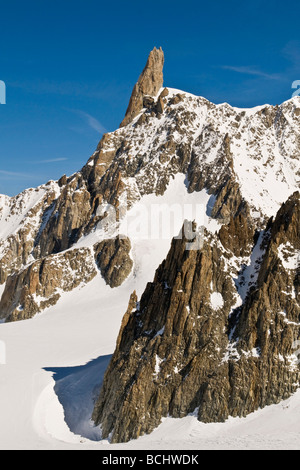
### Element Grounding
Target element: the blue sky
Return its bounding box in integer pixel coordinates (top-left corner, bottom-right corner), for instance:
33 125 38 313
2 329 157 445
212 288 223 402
0 0 300 196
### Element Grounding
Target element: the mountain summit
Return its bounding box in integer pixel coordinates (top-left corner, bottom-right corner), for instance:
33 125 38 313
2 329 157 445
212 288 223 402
0 48 299 445
120 46 164 127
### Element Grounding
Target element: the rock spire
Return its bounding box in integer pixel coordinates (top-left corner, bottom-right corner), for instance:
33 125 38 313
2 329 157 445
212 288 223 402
120 47 164 127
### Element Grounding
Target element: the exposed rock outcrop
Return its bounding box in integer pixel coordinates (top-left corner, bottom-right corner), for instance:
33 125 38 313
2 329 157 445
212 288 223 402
0 248 97 322
92 223 236 442
218 209 255 257
33 174 93 258
0 184 59 284
92 194 300 443
94 236 133 288
120 47 164 128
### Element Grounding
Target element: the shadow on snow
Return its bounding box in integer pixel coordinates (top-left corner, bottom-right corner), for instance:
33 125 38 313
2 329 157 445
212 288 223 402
44 354 112 441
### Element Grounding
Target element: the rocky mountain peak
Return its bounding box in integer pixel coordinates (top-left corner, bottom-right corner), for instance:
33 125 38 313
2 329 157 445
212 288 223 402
120 46 164 127
0 46 299 446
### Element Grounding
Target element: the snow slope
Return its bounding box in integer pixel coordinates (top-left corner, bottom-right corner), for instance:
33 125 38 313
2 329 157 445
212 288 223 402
1 270 300 450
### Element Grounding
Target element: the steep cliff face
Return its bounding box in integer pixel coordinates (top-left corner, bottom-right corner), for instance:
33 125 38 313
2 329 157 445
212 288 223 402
0 182 61 284
120 47 164 128
92 193 300 443
0 247 97 322
94 236 133 288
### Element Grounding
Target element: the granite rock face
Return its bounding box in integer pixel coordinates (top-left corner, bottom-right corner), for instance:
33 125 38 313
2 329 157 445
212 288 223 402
120 47 164 128
94 236 133 288
92 194 300 443
0 247 97 322
0 184 59 284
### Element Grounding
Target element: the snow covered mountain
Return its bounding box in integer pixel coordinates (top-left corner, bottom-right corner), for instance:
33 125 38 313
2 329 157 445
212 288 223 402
0 47 299 449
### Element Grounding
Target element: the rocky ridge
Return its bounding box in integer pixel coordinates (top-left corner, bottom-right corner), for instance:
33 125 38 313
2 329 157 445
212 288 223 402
0 44 299 420
92 192 300 443
120 46 164 128
0 45 299 443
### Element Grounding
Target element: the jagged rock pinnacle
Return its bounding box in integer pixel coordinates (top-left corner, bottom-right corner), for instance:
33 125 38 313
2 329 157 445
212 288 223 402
120 47 164 127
